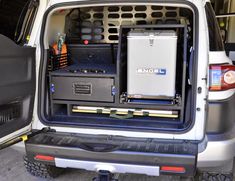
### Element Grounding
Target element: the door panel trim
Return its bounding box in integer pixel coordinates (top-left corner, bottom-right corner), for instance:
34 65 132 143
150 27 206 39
0 34 35 141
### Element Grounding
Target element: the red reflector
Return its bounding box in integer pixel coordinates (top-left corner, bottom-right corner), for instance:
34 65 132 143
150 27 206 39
161 166 186 173
34 155 55 161
84 40 89 45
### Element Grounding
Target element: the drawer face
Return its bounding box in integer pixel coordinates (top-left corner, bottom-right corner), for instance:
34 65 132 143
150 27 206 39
51 76 114 102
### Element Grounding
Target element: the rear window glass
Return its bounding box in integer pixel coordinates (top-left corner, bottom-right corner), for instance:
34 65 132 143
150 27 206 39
205 2 224 51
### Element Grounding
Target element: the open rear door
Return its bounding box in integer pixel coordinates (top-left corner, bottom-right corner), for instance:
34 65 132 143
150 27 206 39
0 34 35 144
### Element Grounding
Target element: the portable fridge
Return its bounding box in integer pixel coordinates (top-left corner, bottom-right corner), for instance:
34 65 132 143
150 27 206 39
127 30 178 99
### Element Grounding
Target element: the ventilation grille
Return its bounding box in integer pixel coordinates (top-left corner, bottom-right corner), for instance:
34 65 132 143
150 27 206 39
73 83 92 95
0 103 21 125
66 5 189 43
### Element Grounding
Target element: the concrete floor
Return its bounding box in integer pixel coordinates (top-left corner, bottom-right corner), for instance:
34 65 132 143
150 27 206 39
0 147 192 181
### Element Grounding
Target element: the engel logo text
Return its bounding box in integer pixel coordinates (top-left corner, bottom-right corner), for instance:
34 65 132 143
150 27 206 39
137 68 166 75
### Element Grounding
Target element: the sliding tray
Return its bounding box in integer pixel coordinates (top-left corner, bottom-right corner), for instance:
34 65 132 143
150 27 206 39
117 24 188 120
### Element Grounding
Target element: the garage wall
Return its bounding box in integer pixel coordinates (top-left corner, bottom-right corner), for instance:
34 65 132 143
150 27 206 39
228 0 235 42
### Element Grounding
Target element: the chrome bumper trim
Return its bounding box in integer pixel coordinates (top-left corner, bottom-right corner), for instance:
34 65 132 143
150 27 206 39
55 158 160 176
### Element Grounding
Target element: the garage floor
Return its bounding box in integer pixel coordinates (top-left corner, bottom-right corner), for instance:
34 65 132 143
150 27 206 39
0 147 193 181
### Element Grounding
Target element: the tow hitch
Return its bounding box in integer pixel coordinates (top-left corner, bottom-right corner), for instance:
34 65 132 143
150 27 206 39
93 170 118 181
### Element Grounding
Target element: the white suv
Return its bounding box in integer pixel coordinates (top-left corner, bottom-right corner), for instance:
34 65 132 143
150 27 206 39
0 0 235 180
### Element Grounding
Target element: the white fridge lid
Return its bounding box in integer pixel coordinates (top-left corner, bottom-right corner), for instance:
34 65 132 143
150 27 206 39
127 30 177 38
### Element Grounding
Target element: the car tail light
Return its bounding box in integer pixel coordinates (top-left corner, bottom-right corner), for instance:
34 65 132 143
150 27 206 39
209 64 235 91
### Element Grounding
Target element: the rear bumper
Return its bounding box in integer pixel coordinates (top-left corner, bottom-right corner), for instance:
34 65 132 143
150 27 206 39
198 130 235 170
25 132 197 176
25 128 235 175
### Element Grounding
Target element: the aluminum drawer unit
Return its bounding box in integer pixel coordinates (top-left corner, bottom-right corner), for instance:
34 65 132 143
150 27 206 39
127 30 177 99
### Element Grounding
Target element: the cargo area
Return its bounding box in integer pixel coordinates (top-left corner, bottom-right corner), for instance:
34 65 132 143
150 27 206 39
40 4 196 132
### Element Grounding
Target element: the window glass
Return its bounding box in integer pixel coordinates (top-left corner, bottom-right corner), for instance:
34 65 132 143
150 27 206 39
205 2 224 51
